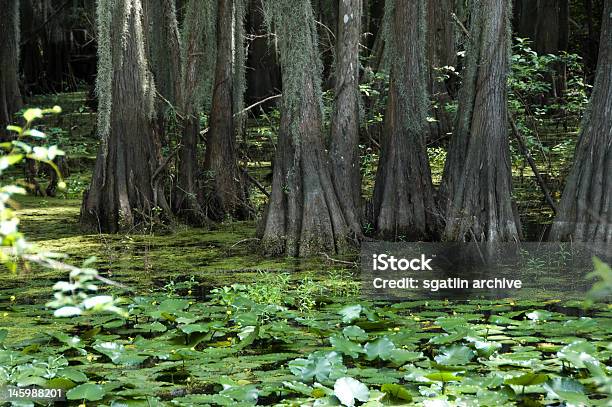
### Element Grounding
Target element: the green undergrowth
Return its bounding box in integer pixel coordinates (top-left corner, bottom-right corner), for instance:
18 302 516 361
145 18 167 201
0 286 610 406
0 196 610 406
2 196 348 303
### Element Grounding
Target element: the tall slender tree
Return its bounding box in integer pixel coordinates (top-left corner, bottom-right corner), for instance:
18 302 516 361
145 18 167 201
143 0 183 132
81 0 170 232
260 0 356 256
426 0 456 142
372 0 437 240
549 0 612 243
0 0 23 135
202 0 249 221
173 0 216 223
329 0 363 238
440 0 519 242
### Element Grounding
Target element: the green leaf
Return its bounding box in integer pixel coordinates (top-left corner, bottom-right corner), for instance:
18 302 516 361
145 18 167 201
23 108 43 122
158 298 190 312
66 383 106 401
235 324 259 350
387 349 423 365
425 372 463 382
333 377 369 407
58 368 88 383
0 154 24 171
288 351 346 383
342 325 368 342
434 345 475 366
339 305 362 324
557 340 598 369
46 377 77 390
23 129 46 138
364 336 395 361
219 384 259 403
544 377 587 407
134 321 167 333
381 383 412 401
505 373 548 386
330 335 364 358
6 125 22 134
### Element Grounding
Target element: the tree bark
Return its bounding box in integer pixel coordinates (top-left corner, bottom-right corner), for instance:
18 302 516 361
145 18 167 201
260 0 355 256
0 0 23 136
81 0 170 232
174 0 215 224
329 0 363 238
202 0 249 221
440 0 519 242
549 0 612 243
372 0 438 241
426 0 456 143
143 0 183 116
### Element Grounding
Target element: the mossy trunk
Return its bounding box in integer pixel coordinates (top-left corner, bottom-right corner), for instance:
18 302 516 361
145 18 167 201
0 0 23 137
203 0 249 221
440 0 519 242
372 0 438 240
81 0 170 232
260 0 355 256
143 0 183 143
549 0 612 243
329 0 363 239
174 0 216 225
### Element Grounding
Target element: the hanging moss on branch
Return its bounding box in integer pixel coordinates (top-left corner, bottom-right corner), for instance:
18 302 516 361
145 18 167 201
259 0 358 256
173 0 217 224
81 0 171 232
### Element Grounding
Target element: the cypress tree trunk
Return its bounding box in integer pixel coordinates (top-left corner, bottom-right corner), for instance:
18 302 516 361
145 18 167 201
0 0 23 136
143 0 182 118
260 0 355 256
329 0 363 238
372 0 437 240
173 0 216 224
549 0 612 243
81 0 170 232
426 0 456 143
203 0 248 221
440 0 519 242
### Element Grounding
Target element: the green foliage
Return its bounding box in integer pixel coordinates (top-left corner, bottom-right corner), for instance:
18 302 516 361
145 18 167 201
1 286 610 405
1 108 125 321
508 38 590 174
1 107 64 269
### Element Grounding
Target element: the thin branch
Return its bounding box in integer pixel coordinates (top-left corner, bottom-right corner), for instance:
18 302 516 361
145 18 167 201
230 238 261 248
21 254 133 291
152 143 182 183
451 13 470 38
234 94 282 117
239 165 270 198
319 252 358 267
509 113 558 214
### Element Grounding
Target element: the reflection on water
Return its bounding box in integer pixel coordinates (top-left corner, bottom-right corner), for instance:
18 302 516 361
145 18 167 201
361 242 611 301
